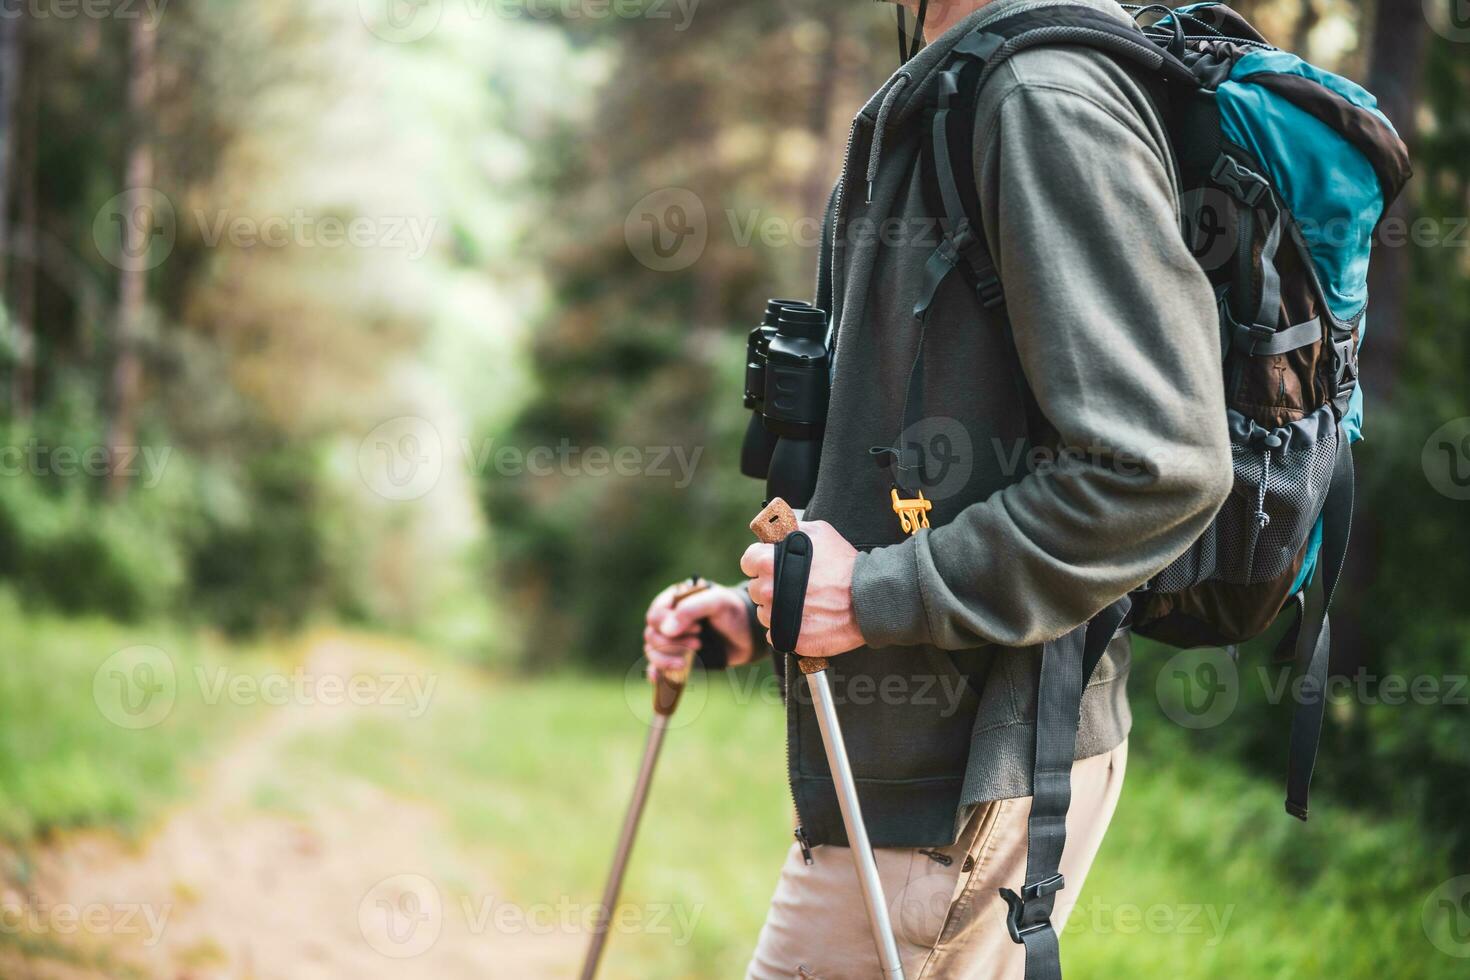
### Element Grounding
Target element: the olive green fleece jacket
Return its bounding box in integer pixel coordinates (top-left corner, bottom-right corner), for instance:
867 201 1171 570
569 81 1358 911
759 0 1233 849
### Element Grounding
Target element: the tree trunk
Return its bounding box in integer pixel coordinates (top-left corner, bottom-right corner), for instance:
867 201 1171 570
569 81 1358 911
106 15 158 497
1290 0 1319 57
12 51 35 419
1335 0 1429 676
1361 0 1428 407
0 12 23 309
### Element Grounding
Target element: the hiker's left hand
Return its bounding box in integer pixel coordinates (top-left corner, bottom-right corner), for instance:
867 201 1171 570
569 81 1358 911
741 519 863 659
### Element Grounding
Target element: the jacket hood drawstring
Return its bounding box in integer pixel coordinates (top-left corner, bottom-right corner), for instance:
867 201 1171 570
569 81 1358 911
866 74 911 204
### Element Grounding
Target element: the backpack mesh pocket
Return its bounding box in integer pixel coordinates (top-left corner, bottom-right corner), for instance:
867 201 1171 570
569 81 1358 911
1152 406 1339 591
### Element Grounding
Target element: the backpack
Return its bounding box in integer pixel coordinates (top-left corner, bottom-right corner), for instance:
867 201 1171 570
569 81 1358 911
908 5 1410 976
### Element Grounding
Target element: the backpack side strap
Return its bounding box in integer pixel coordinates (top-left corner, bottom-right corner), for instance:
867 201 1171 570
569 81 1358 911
1000 596 1132 980
1284 427 1354 819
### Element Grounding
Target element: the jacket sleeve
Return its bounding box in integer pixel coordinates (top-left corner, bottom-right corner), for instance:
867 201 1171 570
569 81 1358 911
850 76 1233 650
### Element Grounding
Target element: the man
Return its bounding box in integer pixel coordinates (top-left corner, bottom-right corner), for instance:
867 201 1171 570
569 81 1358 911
645 0 1233 974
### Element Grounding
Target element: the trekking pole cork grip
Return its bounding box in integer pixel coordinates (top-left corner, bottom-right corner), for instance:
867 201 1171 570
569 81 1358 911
749 498 829 673
651 579 711 717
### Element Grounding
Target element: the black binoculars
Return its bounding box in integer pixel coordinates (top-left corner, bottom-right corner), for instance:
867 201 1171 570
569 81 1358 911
740 299 831 509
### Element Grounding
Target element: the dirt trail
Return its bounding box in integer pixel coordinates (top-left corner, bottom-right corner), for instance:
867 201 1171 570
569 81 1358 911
5 636 576 980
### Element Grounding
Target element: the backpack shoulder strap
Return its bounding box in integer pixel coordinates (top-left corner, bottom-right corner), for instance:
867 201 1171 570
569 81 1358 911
913 7 1195 322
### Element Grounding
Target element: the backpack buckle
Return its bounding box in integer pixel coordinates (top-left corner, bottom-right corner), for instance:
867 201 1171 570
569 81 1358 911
1232 320 1275 355
1000 873 1066 944
1211 153 1269 208
1331 336 1358 413
890 487 932 535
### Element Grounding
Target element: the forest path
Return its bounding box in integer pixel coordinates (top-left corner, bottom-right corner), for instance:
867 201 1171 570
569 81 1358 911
6 634 575 980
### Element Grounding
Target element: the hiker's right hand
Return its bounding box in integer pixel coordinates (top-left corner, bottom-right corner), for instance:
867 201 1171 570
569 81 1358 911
644 583 754 679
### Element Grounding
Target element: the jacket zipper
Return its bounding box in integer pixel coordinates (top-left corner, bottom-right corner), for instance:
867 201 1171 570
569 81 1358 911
794 823 815 866
790 113 864 860
785 651 812 862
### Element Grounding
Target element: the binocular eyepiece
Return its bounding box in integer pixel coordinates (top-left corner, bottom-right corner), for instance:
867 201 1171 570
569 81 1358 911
740 299 831 509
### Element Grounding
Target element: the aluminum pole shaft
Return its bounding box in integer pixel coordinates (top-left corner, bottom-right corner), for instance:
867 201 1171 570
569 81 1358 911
580 712 670 980
806 666 906 979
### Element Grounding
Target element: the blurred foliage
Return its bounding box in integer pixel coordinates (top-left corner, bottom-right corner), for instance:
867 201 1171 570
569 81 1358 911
482 0 892 668
0 594 267 840
0 0 547 642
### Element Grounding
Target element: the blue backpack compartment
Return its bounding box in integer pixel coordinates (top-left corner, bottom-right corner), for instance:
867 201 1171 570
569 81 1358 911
1155 8 1411 593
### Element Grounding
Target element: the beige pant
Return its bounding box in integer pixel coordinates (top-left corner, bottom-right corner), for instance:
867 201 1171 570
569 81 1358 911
747 741 1128 980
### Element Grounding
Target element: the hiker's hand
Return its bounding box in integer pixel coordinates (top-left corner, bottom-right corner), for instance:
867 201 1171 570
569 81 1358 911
644 583 754 679
741 520 863 659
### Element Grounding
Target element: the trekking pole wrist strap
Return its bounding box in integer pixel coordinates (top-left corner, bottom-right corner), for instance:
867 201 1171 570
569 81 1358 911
770 531 813 656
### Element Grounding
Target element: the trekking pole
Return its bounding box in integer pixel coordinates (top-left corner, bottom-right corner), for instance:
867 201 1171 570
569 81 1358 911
580 577 712 980
751 498 906 980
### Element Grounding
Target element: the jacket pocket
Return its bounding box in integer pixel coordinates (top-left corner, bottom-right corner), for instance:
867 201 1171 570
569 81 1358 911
795 645 982 784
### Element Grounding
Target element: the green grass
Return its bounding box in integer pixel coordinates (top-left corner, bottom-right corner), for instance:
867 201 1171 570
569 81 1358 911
0 593 270 843
301 663 1465 979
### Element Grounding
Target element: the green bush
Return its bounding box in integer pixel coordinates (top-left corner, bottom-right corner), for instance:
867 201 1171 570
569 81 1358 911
0 473 183 621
